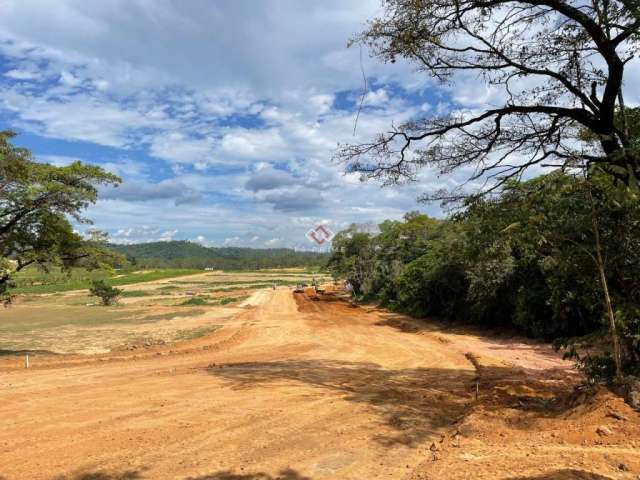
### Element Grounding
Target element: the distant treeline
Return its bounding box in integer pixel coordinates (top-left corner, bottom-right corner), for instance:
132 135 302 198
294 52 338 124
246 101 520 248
108 241 328 270
328 171 640 380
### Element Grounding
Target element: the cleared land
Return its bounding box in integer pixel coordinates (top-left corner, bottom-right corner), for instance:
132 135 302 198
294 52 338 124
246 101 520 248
0 270 328 354
0 281 639 479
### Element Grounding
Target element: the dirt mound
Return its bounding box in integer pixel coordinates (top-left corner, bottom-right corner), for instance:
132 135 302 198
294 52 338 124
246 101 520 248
415 384 640 479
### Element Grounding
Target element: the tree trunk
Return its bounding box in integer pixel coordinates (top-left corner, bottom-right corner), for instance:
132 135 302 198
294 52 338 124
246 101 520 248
588 185 623 383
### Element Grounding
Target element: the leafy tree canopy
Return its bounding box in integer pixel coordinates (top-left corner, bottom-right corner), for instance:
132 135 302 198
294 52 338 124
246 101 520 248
0 131 123 300
328 171 640 379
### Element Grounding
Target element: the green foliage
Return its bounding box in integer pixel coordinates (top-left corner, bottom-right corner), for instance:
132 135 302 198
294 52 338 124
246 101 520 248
89 280 123 306
328 172 640 379
0 131 123 301
218 295 247 305
108 241 328 270
119 290 152 298
11 267 201 294
579 107 640 175
180 296 210 306
394 247 467 319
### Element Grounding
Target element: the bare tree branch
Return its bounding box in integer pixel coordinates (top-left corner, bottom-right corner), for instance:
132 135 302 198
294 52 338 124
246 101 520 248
336 0 640 200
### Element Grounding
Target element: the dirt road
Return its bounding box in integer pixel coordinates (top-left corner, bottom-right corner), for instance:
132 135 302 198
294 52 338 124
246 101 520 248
1 289 639 479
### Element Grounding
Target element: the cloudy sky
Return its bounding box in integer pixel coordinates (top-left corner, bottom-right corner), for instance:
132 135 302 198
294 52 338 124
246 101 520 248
1 1 637 250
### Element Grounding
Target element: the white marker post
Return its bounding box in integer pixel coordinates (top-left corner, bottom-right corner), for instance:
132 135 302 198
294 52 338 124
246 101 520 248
25 354 29 369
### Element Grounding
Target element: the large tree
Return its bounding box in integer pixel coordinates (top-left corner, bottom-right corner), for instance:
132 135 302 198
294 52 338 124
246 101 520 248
0 131 122 300
337 0 640 199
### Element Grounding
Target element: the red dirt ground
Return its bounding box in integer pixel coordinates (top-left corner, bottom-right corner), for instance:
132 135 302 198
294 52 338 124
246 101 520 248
1 289 638 479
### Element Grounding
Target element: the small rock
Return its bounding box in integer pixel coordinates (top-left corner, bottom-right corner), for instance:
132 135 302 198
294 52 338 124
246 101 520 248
618 463 629 471
596 425 613 436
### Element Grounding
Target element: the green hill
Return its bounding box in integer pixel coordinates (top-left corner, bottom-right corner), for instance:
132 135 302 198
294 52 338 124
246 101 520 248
109 241 328 270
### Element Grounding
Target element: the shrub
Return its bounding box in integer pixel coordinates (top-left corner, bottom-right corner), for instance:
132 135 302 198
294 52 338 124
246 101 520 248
89 280 123 306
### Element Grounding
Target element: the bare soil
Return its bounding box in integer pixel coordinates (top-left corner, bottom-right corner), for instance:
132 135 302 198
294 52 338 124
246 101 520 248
0 289 638 480
0 270 328 355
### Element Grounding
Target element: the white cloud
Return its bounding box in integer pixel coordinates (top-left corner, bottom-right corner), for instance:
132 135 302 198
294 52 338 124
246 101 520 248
159 229 178 242
59 70 81 87
4 68 39 80
100 159 147 177
0 88 176 147
99 178 202 205
308 94 335 114
245 164 297 192
265 238 282 246
149 132 215 167
0 1 412 97
363 88 389 107
220 129 286 161
4 1 617 249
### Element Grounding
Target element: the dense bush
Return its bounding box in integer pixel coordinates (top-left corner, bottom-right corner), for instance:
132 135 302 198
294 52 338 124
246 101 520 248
89 280 123 306
328 171 640 378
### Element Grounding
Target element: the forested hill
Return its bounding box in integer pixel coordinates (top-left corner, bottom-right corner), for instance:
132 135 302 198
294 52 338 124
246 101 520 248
108 241 328 270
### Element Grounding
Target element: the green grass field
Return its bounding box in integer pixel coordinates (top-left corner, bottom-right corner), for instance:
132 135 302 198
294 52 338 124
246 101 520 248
12 268 201 294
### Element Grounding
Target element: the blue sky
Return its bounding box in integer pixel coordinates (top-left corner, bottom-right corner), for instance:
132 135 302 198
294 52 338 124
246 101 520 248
1 1 638 250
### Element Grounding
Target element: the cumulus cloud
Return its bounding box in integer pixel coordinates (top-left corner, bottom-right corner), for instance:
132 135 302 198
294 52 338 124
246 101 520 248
0 1 412 95
245 165 298 192
0 87 176 147
261 188 323 213
100 178 202 206
149 132 215 167
4 68 39 80
220 129 286 161
363 88 389 107
109 226 180 244
2 1 597 248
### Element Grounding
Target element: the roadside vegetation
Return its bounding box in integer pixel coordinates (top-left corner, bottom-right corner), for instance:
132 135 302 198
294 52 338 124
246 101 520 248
329 171 639 382
330 0 640 394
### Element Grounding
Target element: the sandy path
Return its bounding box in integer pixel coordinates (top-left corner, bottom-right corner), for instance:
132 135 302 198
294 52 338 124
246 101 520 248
1 290 638 480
